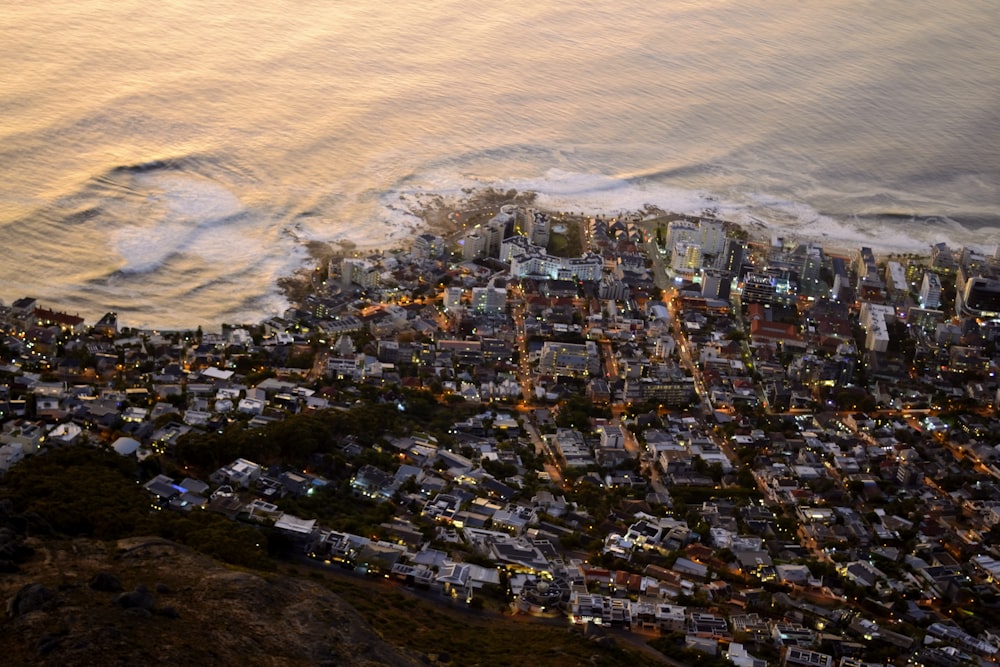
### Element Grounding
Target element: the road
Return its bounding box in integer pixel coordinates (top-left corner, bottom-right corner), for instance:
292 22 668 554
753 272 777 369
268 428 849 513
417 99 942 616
521 414 563 486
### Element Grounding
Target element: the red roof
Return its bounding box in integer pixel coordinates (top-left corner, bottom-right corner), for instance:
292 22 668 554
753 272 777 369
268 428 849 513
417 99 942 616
33 307 84 327
749 318 803 343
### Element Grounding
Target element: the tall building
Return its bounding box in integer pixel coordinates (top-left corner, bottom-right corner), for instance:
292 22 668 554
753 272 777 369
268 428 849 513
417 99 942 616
740 274 794 306
526 210 551 248
412 233 446 259
698 218 727 257
860 302 895 352
462 231 487 261
671 241 702 274
483 218 506 258
885 261 907 297
716 238 746 276
931 242 957 273
700 268 732 301
443 286 465 312
484 211 515 257
500 235 534 262
471 286 507 314
598 275 628 301
957 277 1000 318
667 220 698 261
794 242 824 296
855 247 878 285
341 258 379 290
919 272 942 309
560 253 604 281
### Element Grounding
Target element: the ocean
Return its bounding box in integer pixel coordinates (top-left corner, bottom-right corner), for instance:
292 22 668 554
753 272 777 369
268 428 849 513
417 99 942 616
1 0 998 329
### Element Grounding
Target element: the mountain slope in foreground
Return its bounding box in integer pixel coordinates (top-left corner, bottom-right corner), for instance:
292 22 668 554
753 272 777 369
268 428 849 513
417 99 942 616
1 535 421 667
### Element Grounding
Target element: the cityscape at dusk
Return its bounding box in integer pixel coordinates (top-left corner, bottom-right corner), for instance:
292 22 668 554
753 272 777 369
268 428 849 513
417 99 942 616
1 1 999 665
4 204 1000 665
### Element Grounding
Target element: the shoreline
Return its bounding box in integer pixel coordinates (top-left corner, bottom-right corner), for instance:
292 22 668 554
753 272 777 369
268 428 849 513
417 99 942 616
273 191 937 317
10 188 943 333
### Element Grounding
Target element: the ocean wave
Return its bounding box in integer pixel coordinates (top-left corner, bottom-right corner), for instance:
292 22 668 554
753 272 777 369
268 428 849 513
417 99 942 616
106 153 236 178
35 158 311 327
108 157 192 176
107 172 248 273
623 163 725 183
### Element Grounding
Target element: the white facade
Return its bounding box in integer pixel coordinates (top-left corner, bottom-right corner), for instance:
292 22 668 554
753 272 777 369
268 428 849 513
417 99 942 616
671 241 702 273
443 286 465 311
411 233 446 258
666 220 698 258
919 271 942 308
598 424 625 449
462 231 487 260
885 261 907 294
560 253 604 281
501 235 534 262
860 302 895 353
699 218 727 257
471 286 507 314
341 258 379 290
526 209 551 247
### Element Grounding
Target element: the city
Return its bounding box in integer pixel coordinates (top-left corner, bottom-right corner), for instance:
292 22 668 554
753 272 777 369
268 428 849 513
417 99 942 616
3 203 1000 667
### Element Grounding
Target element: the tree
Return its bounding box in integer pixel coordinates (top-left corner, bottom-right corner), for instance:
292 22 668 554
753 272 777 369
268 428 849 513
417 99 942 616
0 446 149 540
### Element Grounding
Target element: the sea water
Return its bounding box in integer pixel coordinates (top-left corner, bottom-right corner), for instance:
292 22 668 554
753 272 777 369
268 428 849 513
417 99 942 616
1 0 997 328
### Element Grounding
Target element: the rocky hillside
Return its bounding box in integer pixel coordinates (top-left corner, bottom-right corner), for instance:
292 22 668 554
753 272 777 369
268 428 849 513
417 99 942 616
1 535 421 667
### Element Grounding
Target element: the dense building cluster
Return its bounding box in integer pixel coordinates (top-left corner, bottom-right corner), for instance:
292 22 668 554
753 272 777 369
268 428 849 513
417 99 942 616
3 206 1000 666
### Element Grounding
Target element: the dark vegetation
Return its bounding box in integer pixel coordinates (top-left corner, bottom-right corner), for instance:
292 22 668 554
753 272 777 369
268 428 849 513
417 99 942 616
314 568 665 667
0 446 276 571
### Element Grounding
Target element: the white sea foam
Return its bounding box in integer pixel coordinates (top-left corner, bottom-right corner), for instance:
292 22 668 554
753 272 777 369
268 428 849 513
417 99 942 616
381 168 987 257
137 173 244 221
95 168 304 327
112 173 263 273
112 223 187 274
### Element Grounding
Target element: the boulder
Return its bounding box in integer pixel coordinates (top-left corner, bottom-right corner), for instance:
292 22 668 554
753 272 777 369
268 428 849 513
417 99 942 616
8 583 57 616
89 572 123 593
156 605 180 619
115 584 154 610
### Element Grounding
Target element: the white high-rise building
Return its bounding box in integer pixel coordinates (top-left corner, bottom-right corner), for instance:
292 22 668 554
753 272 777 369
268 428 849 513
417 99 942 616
667 220 698 260
412 233 446 259
463 231 487 260
526 210 551 248
698 218 726 257
471 286 507 314
919 271 942 309
341 258 379 290
671 242 702 274
443 287 465 312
